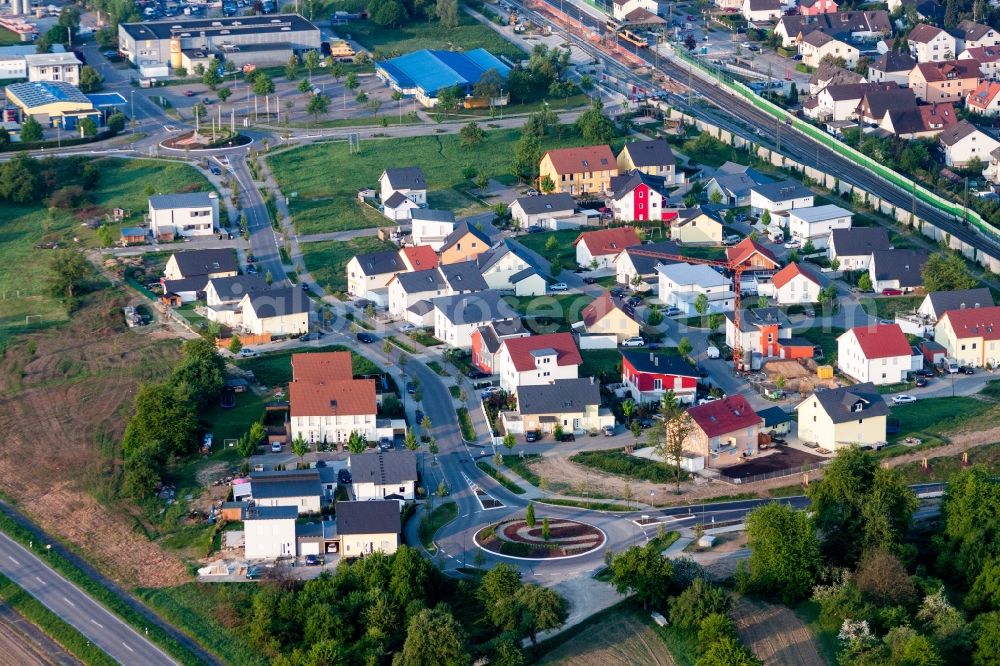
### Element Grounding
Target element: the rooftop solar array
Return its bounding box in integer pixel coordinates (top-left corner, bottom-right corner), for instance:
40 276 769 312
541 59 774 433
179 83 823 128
7 81 91 108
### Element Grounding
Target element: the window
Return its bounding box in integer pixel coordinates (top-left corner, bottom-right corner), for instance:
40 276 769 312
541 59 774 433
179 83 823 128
654 378 662 390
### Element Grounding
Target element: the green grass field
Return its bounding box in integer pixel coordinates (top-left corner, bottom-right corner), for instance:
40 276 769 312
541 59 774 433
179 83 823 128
300 236 397 293
795 326 844 361
0 28 20 46
860 295 922 320
0 158 211 339
517 229 588 268
887 395 996 446
580 349 624 380
333 15 525 59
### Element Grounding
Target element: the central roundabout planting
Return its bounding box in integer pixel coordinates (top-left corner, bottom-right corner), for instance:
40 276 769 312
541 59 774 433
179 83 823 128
475 516 605 559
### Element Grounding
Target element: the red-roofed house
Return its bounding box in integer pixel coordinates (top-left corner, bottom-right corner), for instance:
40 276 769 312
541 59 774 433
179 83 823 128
684 395 763 467
574 227 642 268
578 290 641 341
909 60 981 104
399 245 439 271
539 145 618 196
289 352 377 446
799 0 838 16
770 262 822 304
495 332 583 391
935 305 1000 367
968 81 1000 115
837 324 916 384
725 237 780 272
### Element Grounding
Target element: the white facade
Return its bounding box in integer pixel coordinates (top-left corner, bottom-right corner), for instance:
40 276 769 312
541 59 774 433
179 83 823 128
657 263 734 314
909 27 957 62
149 193 219 238
341 531 399 557
612 0 657 20
837 328 911 385
775 272 822 304
244 515 296 559
254 494 322 514
434 308 512 349
290 413 377 446
24 53 82 85
943 128 1000 168
411 217 455 250
481 251 536 293
378 172 426 206
353 479 415 502
387 277 447 322
239 294 310 336
346 257 397 299
787 205 852 248
749 189 814 216
496 346 580 393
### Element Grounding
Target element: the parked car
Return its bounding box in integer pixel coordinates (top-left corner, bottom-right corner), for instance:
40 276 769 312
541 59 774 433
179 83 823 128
301 282 310 291
893 394 917 404
271 441 282 452
525 430 539 442
723 234 741 246
664 306 681 317
400 323 416 332
602 425 615 436
246 566 264 580
698 396 719 405
481 386 502 399
415 409 424 423
915 377 928 387
783 239 800 249
526 225 544 233
917 368 935 378
467 369 489 379
525 188 539 196
961 366 975 375
304 554 322 566
338 468 352 484
356 332 377 343
379 437 393 451
880 288 904 296
559 432 576 442
638 417 653 428
210 166 222 176
406 382 416 394
354 299 374 309
184 90 195 96
582 277 596 284
300 331 323 341
239 348 258 358
621 337 645 348
549 282 568 292
628 296 642 306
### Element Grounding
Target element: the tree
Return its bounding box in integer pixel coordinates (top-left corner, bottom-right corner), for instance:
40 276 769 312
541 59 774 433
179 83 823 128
356 90 369 104
398 606 470 666
698 614 737 654
761 209 771 228
621 399 635 425
745 502 819 602
203 59 221 88
788 82 798 105
457 121 485 148
228 336 243 354
369 0 406 27
217 87 231 103
107 112 126 135
306 93 330 124
922 253 978 292
421 415 432 432
473 68 503 99
939 465 1000 587
503 432 516 452
855 548 918 608
515 584 567 644
0 154 38 202
404 427 418 451
684 33 697 51
609 542 673 609
707 313 724 331
709 189 724 205
345 72 359 91
47 249 90 302
291 435 309 459
297 78 313 94
694 293 710 316
668 578 731 630
526 502 535 527
858 273 873 292
79 66 104 92
347 431 368 454
539 175 555 194
652 392 693 494
437 86 461 114
479 564 523 611
973 612 1000 666
436 0 459 28
512 131 542 182
78 117 97 138
575 98 616 144
368 98 382 119
678 337 693 358
696 636 762 666
20 116 43 142
303 49 320 79
252 72 275 96
285 53 300 80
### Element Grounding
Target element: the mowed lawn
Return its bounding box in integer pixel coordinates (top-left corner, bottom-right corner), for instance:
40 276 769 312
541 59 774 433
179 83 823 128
887 395 996 445
300 236 397 294
267 128 589 235
0 158 211 338
0 28 20 46
518 229 591 268
333 15 525 60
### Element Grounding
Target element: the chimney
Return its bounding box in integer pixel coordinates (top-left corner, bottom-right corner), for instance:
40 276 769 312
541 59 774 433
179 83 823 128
649 352 654 363
590 376 595 385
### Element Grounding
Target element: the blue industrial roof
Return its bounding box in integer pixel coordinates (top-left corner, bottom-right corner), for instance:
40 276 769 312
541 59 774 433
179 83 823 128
7 81 91 109
86 92 128 108
377 48 510 97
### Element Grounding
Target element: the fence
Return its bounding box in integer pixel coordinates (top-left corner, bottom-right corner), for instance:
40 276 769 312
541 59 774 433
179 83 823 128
715 460 826 485
216 332 272 348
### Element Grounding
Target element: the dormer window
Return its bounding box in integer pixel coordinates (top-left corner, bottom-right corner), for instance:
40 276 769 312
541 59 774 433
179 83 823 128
851 400 864 413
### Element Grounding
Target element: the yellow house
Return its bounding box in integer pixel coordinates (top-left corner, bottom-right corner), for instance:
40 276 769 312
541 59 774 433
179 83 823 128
439 222 492 265
336 500 400 558
4 80 102 130
935 305 1000 367
503 378 614 435
539 145 618 195
795 383 888 450
617 139 676 182
579 290 641 341
671 208 723 245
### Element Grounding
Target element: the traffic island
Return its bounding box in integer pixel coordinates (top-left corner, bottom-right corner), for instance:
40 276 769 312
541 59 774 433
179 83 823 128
474 518 605 560
160 129 252 151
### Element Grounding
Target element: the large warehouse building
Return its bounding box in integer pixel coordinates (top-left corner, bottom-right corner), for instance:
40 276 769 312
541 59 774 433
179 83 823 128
376 48 511 107
118 14 322 78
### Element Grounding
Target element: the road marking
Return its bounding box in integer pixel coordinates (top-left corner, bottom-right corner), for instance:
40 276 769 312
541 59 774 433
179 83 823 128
7 556 17 565
122 642 135 653
33 576 43 584
91 619 104 629
62 596 75 607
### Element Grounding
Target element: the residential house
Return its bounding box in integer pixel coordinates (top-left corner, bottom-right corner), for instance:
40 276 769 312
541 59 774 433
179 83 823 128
868 51 917 86
888 0 941 19
162 249 238 302
939 120 1000 168
346 249 407 303
250 470 323 514
726 237 781 272
684 395 763 466
611 0 660 21
880 102 957 139
855 86 918 125
985 146 1000 184
769 262 823 304
967 81 1000 114
578 290 642 341
439 221 492 264
616 139 677 182
243 505 298 559
148 192 219 240
805 83 883 122
387 268 448 326
800 31 860 68
621 350 699 404
382 191 419 222
379 167 427 206
758 406 793 436
289 350 375 443
438 260 489 294
959 46 1000 80
574 227 641 268
787 204 852 248
24 52 82 85
725 306 815 359
504 377 612 435
539 145 618 195
749 180 815 216
336 500 401 558
509 193 579 230
609 170 673 223
432 290 519 349
657 263 734 314
909 60 981 104
410 209 456 250
827 227 890 270
350 450 417 501
477 240 546 296
807 61 865 93
799 0 838 16
935 305 1000 367
704 162 772 207
952 20 999 51
742 0 782 22
908 23 957 62
919 288 994 321
203 274 268 327
471 319 530 374
838 324 914 384
495 332 582 392
869 249 929 293
795 383 888 450
614 241 682 291
671 208 723 245
777 12 891 49
399 245 438 272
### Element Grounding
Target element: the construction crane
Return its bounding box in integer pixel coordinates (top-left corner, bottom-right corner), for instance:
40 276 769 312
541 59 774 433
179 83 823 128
625 249 748 371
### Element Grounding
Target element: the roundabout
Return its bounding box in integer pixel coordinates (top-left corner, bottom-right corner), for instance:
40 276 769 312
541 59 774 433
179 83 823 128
474 518 606 560
159 129 252 151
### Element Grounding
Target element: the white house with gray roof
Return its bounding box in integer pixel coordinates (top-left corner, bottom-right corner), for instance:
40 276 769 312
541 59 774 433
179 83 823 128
869 249 929 293
239 286 310 336
787 204 853 248
387 267 451 326
749 180 815 216
346 249 408 303
149 191 219 239
476 240 546 296
349 450 417 501
433 290 519 349
410 209 456 250
508 193 581 229
503 377 613 435
379 167 427 205
827 228 890 270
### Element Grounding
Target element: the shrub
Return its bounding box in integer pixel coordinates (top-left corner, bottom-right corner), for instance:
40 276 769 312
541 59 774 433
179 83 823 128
500 541 531 557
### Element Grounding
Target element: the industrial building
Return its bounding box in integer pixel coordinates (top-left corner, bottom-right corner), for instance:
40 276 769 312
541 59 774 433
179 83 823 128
0 44 66 80
118 14 322 78
375 48 511 107
4 80 101 129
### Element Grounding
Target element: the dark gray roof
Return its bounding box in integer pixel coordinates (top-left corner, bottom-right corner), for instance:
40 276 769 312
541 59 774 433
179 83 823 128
410 208 455 223
511 193 576 215
432 290 517 325
858 86 916 120
809 61 865 87
336 500 400 535
872 50 916 74
871 250 929 287
121 13 318 41
408 299 434 315
621 350 697 376
621 139 676 168
810 382 889 424
382 167 427 191
395 267 446 293
609 170 668 200
169 249 237 277
350 450 417 485
149 191 215 209
725 307 790 332
476 319 528 353
510 266 540 283
477 239 537 273
251 470 320 499
354 249 407 276
439 260 489 292
207 274 267 300
439 221 491 254
245 286 311 317
517 378 601 415
619 241 684 275
242 505 298 520
829 228 890 256
162 276 209 294
383 191 411 208
757 406 792 427
925 287 993 315
939 120 981 147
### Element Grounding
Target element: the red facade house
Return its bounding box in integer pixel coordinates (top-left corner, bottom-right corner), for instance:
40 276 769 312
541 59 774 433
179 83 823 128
608 170 675 223
621 350 699 404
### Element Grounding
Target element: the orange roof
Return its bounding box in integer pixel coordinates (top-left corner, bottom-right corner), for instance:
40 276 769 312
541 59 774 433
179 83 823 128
542 145 616 175
573 227 642 256
289 378 376 417
726 237 779 268
291 351 353 382
968 81 1000 110
847 324 912 359
501 332 582 372
582 290 630 327
772 262 820 289
940 305 1000 341
400 245 439 270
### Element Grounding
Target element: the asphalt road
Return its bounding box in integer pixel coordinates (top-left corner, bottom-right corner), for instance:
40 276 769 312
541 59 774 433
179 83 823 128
0 532 174 666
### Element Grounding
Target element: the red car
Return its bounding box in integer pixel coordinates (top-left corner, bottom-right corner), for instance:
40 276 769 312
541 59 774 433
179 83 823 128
184 90 195 97
880 288 904 296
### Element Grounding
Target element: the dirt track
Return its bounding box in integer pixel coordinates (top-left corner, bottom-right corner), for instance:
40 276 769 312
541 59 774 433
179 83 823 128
733 598 825 666
537 611 675 666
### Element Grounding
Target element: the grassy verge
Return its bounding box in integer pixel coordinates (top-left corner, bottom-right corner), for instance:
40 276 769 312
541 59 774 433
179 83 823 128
569 448 688 484
792 599 841 666
0 572 117 666
859 295 921 320
795 326 844 361
387 336 416 353
886 395 995 446
407 330 443 346
457 407 476 441
580 348 628 381
333 14 524 59
427 360 450 377
503 454 541 486
449 386 462 399
476 462 525 494
538 498 633 512
892 440 1000 484
418 502 458 553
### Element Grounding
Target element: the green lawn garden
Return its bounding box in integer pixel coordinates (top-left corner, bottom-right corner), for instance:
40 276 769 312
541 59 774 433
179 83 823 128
0 28 20 46
299 236 397 294
517 229 589 268
860 295 922 320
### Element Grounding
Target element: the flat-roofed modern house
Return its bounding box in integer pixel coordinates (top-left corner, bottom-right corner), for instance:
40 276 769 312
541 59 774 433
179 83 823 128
149 191 219 239
787 204 852 248
243 505 297 559
4 80 101 130
24 52 81 85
